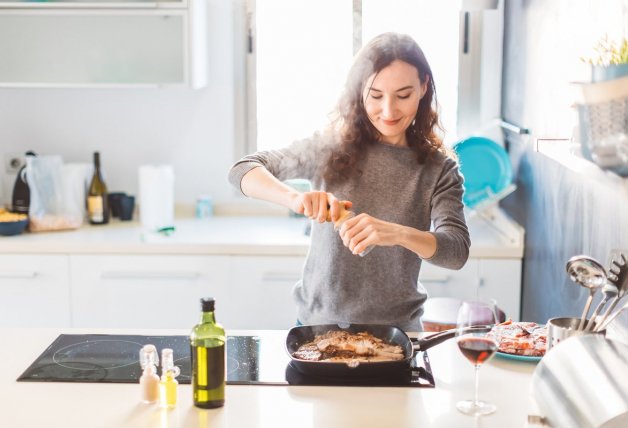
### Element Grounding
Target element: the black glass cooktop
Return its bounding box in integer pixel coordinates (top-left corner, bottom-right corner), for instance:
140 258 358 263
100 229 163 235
17 334 434 387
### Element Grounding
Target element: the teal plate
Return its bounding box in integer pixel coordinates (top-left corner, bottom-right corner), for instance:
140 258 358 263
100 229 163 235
453 137 513 208
495 352 542 363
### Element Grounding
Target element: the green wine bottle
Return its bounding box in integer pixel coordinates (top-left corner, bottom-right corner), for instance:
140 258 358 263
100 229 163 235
190 297 225 408
87 151 109 225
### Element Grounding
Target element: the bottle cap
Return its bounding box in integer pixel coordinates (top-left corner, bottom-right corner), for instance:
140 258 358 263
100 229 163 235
161 348 181 378
201 297 215 312
139 344 159 369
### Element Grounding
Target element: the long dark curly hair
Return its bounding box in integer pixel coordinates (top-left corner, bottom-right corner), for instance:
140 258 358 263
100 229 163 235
323 32 445 186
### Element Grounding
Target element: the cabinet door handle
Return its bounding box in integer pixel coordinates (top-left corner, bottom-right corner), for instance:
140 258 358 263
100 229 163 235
100 271 200 280
261 272 301 283
0 271 38 278
47 2 160 8
420 275 451 284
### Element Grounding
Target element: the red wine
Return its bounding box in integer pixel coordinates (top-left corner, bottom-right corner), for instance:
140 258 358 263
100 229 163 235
457 336 497 365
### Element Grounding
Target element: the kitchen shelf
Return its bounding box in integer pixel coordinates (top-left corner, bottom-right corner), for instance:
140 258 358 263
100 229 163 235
0 0 207 88
535 138 628 194
0 0 187 8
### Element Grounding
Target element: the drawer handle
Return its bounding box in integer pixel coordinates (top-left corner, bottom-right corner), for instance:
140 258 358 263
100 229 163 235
100 271 200 280
0 271 38 278
261 272 301 282
47 2 160 8
420 275 451 284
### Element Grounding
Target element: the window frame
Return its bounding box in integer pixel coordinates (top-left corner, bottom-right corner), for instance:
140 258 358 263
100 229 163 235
237 0 504 158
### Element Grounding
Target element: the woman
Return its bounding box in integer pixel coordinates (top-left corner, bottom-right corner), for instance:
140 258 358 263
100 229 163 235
228 32 470 331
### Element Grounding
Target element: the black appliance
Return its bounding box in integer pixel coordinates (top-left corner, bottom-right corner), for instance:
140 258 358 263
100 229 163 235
11 151 36 214
17 333 435 387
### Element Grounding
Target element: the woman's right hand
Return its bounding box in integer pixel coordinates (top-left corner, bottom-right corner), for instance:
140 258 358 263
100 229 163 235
289 191 352 223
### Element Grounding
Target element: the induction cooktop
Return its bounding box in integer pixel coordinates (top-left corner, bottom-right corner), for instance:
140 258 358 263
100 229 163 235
17 334 434 387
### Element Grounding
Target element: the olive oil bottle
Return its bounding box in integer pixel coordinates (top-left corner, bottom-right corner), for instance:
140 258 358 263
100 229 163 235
190 297 225 408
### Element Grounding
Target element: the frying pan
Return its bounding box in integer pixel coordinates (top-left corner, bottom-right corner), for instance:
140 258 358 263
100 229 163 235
286 323 487 378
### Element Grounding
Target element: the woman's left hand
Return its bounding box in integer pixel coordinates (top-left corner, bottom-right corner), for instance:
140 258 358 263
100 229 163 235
338 213 401 255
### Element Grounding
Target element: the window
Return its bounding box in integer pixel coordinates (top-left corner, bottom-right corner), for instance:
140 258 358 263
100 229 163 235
362 0 460 145
248 0 353 152
245 0 502 152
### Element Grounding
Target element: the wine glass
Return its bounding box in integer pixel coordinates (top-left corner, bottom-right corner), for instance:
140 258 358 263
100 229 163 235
455 299 500 416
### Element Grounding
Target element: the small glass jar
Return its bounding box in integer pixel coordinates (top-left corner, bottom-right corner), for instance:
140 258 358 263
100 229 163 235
195 195 214 219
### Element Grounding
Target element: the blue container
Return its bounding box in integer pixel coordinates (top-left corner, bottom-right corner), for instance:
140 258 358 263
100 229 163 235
0 218 29 236
592 64 628 83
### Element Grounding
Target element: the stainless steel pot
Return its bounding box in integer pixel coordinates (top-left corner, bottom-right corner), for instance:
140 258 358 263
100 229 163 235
532 335 628 428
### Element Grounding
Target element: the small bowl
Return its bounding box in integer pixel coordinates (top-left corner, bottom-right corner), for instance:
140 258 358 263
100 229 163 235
0 218 29 236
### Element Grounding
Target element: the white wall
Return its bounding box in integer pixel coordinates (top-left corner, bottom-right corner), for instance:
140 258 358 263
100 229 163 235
0 0 243 209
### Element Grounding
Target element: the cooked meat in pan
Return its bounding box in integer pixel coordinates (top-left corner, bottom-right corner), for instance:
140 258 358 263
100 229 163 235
292 331 405 362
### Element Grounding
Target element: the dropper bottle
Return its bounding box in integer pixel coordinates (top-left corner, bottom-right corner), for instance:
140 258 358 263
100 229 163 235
159 348 181 408
139 344 160 404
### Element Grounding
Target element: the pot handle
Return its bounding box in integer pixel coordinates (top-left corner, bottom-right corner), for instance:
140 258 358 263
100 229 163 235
413 325 493 352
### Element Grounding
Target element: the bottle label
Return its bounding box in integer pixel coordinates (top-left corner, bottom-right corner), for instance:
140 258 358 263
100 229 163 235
191 343 225 405
88 196 104 222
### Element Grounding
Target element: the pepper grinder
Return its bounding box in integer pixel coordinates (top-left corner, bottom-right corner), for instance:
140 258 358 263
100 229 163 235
328 203 373 257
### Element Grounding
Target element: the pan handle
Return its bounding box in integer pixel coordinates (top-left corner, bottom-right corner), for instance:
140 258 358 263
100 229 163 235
413 325 493 352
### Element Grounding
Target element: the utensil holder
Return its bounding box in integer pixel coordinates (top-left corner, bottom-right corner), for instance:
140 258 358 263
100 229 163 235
547 317 605 351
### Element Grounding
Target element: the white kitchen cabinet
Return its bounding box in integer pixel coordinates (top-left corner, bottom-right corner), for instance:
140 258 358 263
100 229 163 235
478 258 522 321
69 255 230 328
0 0 208 88
0 216 523 328
0 255 71 327
420 258 522 321
227 255 305 329
419 260 480 301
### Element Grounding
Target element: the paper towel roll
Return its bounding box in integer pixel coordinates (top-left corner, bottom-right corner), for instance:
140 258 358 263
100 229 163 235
63 162 93 222
138 165 175 231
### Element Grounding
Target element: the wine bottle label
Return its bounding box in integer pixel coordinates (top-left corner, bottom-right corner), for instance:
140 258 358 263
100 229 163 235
88 196 104 222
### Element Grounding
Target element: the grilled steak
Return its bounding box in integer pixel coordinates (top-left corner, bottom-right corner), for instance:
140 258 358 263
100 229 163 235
292 331 405 362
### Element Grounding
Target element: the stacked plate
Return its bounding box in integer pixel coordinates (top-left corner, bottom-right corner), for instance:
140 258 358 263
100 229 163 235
453 136 513 209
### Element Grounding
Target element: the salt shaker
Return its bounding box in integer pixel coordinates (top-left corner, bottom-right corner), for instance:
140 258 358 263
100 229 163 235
139 344 160 404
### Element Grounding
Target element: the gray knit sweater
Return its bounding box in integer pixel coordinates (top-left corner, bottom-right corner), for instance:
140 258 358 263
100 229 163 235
228 131 470 331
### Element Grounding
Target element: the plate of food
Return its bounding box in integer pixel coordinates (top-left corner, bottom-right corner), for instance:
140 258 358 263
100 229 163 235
495 351 542 362
488 320 547 363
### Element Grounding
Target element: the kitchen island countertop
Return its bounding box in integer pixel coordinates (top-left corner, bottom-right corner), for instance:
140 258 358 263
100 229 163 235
3 327 539 428
0 211 523 258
